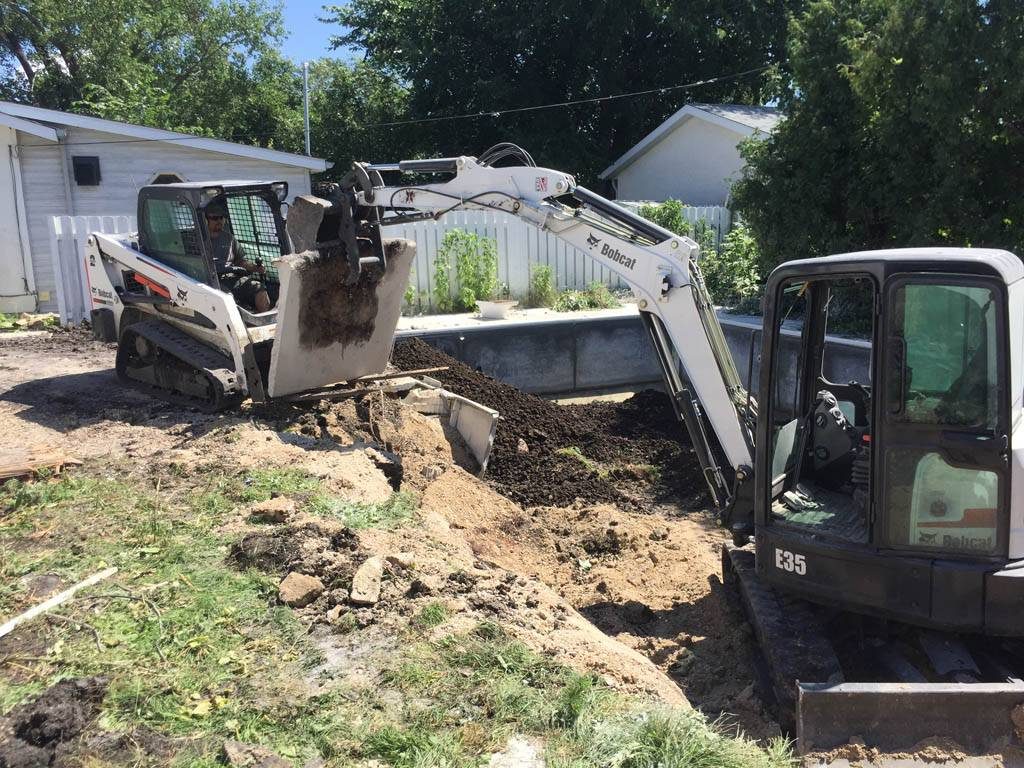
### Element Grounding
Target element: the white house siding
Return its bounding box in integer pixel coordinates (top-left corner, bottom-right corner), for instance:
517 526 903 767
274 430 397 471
19 125 313 313
611 118 747 206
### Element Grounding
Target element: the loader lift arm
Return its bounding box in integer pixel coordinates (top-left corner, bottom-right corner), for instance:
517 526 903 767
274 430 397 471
350 151 755 516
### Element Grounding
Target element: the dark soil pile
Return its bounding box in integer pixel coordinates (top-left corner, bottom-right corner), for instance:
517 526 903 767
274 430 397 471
391 338 706 508
0 676 108 767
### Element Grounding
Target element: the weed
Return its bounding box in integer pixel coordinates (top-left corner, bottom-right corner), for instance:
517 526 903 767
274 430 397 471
529 263 557 308
555 447 608 479
553 282 620 312
308 491 417 529
413 601 449 629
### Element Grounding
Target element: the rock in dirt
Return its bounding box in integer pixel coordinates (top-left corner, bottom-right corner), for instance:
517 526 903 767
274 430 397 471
0 676 108 768
248 497 296 524
222 739 291 768
350 556 384 605
486 736 545 768
278 572 324 607
386 552 416 570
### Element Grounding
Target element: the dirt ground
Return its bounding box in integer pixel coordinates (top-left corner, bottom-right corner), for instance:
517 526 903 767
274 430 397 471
0 328 777 763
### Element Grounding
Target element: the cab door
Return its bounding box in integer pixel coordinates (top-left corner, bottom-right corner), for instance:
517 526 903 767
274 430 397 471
878 275 1008 559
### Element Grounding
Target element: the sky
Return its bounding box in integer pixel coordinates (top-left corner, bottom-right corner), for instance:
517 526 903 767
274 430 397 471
278 0 352 63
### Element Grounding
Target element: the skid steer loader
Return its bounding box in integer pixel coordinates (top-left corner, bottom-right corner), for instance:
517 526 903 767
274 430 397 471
84 176 415 410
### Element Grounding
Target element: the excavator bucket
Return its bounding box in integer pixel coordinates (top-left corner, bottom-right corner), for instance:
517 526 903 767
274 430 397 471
265 233 416 398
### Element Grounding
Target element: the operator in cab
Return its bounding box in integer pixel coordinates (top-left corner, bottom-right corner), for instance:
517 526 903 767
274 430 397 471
205 203 272 312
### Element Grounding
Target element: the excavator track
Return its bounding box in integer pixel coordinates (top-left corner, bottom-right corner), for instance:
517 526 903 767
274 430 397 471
115 318 243 413
722 544 843 731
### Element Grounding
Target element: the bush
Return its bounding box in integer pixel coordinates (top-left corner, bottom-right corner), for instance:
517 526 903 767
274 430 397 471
638 199 692 238
432 229 498 312
699 222 763 306
529 263 556 308
553 282 621 312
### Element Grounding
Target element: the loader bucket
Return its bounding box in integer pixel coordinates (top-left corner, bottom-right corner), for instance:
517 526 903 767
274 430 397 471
266 238 416 397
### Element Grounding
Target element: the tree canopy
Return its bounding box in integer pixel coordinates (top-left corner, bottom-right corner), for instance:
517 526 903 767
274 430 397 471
732 0 1024 270
325 0 800 182
0 0 303 149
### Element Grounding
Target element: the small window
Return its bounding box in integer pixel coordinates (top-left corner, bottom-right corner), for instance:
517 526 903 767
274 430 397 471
149 172 185 185
72 156 101 185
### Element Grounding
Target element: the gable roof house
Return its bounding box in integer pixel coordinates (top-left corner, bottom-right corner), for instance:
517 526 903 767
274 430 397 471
0 102 330 315
599 103 781 206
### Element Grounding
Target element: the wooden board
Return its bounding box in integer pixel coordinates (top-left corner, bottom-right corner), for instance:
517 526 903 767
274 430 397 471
0 447 82 480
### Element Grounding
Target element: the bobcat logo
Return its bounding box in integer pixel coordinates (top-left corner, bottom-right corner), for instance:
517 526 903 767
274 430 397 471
586 233 600 250
176 287 189 302
918 532 937 544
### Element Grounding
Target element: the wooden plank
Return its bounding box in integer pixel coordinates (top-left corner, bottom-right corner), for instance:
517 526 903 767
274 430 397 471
0 447 83 480
0 566 118 639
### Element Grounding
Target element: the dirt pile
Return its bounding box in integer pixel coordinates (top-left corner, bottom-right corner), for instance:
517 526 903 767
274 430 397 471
418 467 775 739
226 494 688 705
0 676 108 767
391 338 706 508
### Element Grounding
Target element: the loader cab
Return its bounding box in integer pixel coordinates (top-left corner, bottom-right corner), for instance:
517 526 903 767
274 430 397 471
136 180 291 317
753 248 1024 635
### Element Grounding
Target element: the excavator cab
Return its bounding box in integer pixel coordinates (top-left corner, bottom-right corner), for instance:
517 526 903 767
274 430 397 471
136 181 290 315
753 250 1020 635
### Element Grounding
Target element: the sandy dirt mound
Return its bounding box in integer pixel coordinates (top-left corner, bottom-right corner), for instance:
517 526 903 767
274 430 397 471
420 467 776 740
227 494 687 706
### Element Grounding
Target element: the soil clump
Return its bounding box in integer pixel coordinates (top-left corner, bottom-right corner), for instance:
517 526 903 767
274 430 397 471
0 676 108 767
391 337 706 508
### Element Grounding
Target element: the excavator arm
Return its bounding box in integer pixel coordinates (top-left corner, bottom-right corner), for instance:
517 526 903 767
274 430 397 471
350 152 755 512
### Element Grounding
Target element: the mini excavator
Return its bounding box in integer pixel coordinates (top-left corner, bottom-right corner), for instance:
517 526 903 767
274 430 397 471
86 144 1024 752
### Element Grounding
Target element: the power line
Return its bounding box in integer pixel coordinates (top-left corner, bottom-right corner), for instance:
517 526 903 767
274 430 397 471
361 64 775 128
24 62 775 149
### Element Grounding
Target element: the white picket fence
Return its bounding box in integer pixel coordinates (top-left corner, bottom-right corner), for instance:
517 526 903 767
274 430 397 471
50 215 137 325
390 204 731 312
617 202 732 249
49 202 731 322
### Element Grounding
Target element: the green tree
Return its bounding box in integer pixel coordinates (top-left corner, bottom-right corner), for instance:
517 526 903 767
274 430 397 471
733 0 1024 270
0 0 303 150
325 0 802 183
307 58 412 178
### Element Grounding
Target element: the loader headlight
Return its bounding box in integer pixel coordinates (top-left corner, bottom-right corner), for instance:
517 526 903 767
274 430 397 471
270 182 288 201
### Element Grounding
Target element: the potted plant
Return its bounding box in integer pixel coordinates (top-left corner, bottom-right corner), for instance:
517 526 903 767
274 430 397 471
477 283 518 319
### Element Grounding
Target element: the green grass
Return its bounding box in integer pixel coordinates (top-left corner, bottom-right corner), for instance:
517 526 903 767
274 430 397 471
0 467 396 764
0 312 59 332
372 622 794 768
0 468 791 767
555 446 607 478
309 491 417 529
412 601 449 629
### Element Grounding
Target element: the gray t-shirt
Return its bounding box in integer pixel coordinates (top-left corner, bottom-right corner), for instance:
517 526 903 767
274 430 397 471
210 232 247 271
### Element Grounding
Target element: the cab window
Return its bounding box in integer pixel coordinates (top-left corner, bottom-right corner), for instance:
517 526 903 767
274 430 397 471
143 197 208 282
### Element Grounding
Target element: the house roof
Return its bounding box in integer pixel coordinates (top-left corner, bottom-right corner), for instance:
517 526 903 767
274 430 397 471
0 101 331 172
599 103 781 180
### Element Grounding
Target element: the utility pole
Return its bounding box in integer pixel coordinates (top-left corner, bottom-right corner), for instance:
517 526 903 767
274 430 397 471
303 62 311 156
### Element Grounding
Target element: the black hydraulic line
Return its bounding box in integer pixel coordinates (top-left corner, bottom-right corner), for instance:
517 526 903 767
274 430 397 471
640 310 730 507
573 186 679 244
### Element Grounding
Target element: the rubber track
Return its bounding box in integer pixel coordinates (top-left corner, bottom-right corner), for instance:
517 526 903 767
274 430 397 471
723 545 843 727
118 318 243 411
